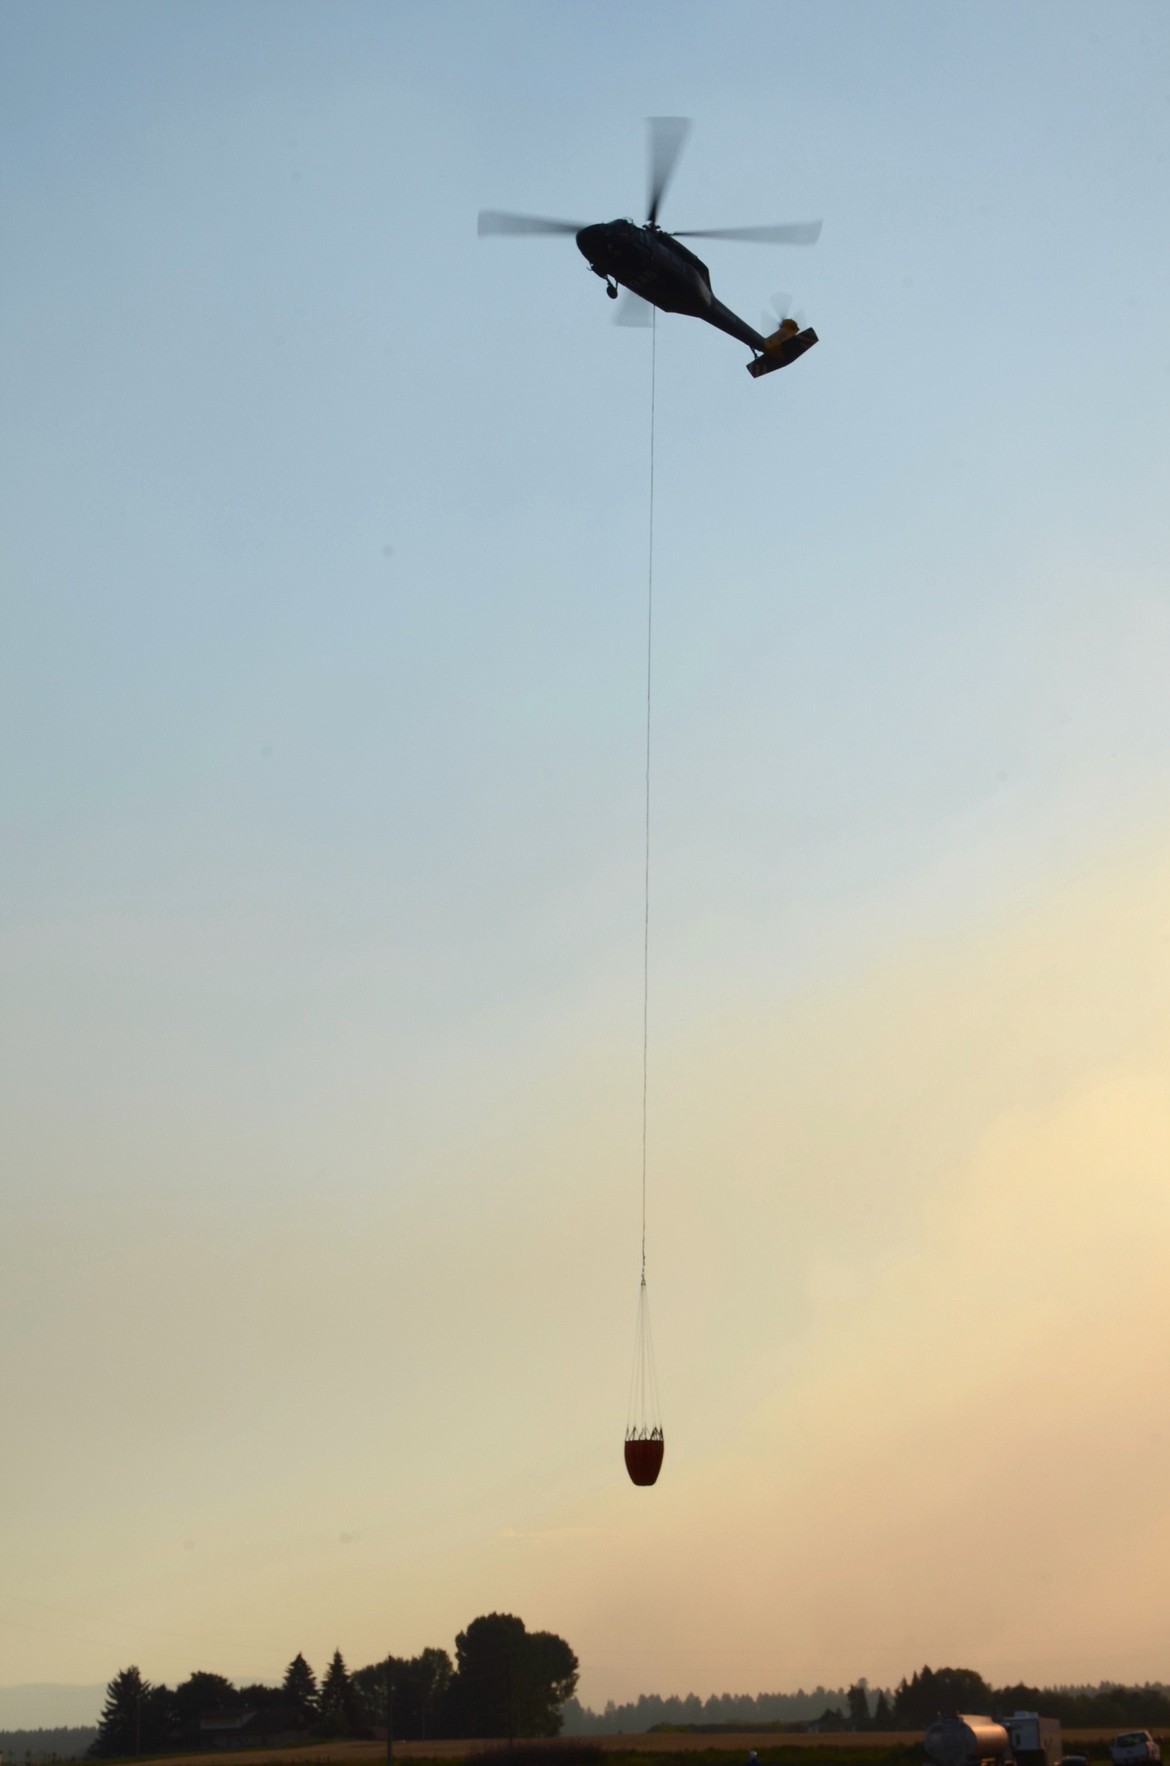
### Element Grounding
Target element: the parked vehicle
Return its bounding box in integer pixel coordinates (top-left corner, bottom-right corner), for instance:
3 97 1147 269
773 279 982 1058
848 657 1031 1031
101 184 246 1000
1007 1713 1063 1766
925 1717 1012 1766
1110 1734 1162 1766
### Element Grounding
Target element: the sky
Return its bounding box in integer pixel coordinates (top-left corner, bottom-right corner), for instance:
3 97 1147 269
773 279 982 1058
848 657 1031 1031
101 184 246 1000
2 0 1170 1721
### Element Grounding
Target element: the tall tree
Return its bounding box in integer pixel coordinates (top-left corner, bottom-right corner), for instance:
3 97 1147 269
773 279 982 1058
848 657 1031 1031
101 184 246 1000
170 1672 239 1737
318 1649 362 1737
173 1671 238 1709
444 1613 578 1739
847 1681 871 1729
893 1667 992 1725
282 1654 319 1717
238 1683 293 1710
873 1690 893 1730
352 1650 453 1740
90 1668 155 1758
406 1648 453 1740
520 1628 579 1735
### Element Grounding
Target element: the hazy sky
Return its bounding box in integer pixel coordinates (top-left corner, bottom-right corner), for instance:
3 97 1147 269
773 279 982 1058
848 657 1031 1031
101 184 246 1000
3 0 1169 1714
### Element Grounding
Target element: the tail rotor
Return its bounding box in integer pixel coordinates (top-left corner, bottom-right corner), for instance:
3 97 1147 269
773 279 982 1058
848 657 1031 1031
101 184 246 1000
762 290 806 338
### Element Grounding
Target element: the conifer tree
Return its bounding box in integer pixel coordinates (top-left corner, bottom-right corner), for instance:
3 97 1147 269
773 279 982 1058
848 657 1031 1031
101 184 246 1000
90 1667 151 1757
282 1653 319 1716
318 1649 360 1737
847 1681 870 1729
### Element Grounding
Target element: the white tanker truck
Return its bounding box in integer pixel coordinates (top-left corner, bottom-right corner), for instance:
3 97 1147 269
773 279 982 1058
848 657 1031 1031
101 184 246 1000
924 1713 1063 1766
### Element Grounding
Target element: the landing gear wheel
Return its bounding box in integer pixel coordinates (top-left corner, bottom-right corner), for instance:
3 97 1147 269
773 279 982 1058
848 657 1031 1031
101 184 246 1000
606 281 618 299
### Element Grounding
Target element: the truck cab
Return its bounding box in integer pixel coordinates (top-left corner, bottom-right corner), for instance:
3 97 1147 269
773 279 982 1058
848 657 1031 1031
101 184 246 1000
1110 1734 1162 1766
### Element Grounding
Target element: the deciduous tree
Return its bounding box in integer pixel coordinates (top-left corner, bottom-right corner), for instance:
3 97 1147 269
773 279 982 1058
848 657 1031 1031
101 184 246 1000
893 1667 992 1726
352 1650 453 1740
444 1613 578 1739
168 1671 239 1740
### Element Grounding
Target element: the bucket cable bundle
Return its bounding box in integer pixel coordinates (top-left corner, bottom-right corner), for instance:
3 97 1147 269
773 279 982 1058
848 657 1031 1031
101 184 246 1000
624 310 665 1489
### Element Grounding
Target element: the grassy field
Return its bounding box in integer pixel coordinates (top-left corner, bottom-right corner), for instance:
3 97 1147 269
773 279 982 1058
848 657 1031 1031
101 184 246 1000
72 1742 917 1766
76 1730 1157 1766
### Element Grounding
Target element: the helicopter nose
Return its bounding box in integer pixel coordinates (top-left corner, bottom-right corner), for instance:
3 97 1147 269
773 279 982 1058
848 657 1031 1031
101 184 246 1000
576 223 605 261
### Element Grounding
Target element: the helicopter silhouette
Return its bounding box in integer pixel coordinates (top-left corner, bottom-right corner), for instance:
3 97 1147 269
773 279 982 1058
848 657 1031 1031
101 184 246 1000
478 117 821 379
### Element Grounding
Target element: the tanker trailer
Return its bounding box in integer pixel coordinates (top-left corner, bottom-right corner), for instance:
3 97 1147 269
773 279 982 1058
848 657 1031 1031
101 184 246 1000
924 1717 1012 1766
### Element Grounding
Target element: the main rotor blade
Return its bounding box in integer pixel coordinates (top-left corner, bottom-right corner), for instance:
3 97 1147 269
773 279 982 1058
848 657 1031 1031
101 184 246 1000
672 221 823 244
647 116 692 227
614 289 655 327
477 210 583 236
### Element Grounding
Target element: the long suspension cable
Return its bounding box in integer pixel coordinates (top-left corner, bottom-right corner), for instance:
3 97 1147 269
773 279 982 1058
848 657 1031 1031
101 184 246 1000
640 309 657 1290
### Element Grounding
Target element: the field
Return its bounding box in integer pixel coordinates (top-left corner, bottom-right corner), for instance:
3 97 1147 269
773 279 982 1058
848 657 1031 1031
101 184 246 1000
78 1730 1153 1766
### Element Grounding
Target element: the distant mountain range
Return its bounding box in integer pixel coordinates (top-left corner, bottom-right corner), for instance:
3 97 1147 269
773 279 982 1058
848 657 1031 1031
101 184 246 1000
0 1725 98 1762
0 1687 106 1729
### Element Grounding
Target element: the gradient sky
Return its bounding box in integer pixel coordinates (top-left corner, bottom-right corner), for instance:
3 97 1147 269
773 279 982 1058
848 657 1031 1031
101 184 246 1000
3 0 1170 1714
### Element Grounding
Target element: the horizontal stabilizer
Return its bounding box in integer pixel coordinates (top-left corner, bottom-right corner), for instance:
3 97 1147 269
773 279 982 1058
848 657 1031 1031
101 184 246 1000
746 326 818 378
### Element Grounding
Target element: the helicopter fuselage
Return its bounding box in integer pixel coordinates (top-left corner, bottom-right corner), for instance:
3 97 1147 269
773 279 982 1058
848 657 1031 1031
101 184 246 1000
575 219 766 353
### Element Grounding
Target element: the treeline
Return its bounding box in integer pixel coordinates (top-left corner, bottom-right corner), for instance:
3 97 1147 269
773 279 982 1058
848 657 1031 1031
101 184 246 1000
0 1729 99 1764
885 1668 1170 1731
561 1690 852 1733
564 1669 1170 1735
89 1613 577 1756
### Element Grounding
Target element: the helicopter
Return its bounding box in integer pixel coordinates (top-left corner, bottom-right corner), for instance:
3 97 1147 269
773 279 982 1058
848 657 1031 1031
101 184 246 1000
478 117 822 379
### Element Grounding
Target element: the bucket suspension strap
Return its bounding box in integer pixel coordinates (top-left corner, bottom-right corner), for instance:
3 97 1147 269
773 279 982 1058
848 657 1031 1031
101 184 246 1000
624 311 664 1489
640 307 657 1293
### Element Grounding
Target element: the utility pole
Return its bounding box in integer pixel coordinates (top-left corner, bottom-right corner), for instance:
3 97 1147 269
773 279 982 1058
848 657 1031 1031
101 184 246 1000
384 1657 393 1766
506 1646 514 1749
